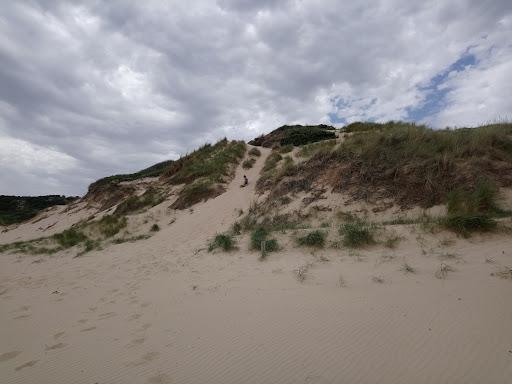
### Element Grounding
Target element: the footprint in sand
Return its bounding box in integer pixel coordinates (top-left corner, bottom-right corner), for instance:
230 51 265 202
125 351 160 367
147 373 173 383
77 318 88 324
0 351 21 362
15 360 38 371
45 343 66 351
126 337 145 348
13 314 30 320
53 332 65 340
98 312 117 320
80 326 97 332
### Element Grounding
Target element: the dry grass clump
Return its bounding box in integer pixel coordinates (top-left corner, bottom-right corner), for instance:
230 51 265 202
400 262 415 274
372 275 385 283
295 263 312 282
491 267 512 280
435 263 455 279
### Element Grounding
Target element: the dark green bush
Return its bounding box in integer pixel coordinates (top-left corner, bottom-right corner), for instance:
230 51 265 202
340 221 375 247
53 228 88 248
297 230 326 247
248 147 261 157
209 233 236 252
442 214 497 237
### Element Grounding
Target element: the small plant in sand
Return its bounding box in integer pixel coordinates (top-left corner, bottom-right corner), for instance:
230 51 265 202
150 223 160 232
250 227 278 258
338 274 347 287
372 275 384 284
400 262 415 274
208 233 236 252
295 263 312 282
383 233 402 249
297 230 326 248
340 220 376 247
435 263 455 279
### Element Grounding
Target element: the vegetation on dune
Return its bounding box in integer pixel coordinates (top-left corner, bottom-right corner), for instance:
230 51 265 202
440 179 505 236
164 139 246 184
297 230 326 248
250 227 279 258
249 124 336 148
297 139 337 158
91 160 174 187
242 158 256 169
114 188 165 215
0 195 77 225
208 233 236 252
340 220 376 247
248 147 261 157
0 213 128 256
257 122 512 208
165 139 246 209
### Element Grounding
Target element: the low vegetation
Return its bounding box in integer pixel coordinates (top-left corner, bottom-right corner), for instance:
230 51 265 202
165 139 246 209
250 227 278 258
242 158 256 169
297 139 337 158
340 220 376 247
248 147 261 157
114 188 165 215
208 233 236 252
256 122 512 209
297 230 326 248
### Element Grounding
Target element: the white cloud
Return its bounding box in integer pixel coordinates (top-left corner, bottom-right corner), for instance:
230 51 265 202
0 0 511 194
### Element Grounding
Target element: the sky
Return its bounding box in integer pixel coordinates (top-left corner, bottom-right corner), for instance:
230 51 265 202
1 0 511 196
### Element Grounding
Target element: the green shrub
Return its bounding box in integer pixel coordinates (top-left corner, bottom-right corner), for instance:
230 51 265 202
340 221 376 247
242 158 256 169
53 228 88 248
209 233 236 252
114 189 165 215
297 230 326 247
250 227 269 250
97 215 127 237
150 223 160 232
442 214 497 237
262 152 282 172
248 147 261 157
279 144 294 153
250 227 278 254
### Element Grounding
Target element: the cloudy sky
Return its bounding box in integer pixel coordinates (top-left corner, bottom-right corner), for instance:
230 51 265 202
1 0 511 196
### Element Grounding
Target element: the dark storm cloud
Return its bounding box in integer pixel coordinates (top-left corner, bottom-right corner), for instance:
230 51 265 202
0 0 511 195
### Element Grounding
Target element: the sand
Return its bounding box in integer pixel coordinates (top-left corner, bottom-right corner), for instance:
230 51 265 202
1 147 512 384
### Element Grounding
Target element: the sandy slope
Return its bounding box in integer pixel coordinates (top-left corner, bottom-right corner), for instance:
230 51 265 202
1 148 512 384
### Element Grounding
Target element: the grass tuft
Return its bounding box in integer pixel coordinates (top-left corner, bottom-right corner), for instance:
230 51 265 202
340 220 376 247
297 230 326 248
208 233 236 252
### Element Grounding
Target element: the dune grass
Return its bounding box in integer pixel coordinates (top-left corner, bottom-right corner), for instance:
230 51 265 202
208 233 236 252
297 230 326 248
165 139 246 209
340 220 376 247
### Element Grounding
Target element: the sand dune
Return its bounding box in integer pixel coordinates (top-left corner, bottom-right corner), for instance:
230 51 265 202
1 148 512 384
